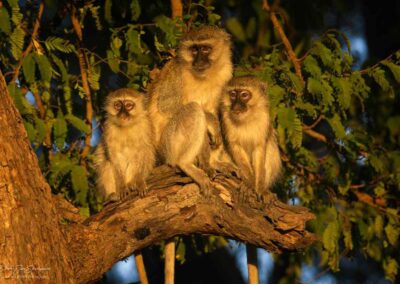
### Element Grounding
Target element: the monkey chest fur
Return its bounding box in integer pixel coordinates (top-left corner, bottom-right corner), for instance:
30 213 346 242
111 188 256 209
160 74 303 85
181 73 223 113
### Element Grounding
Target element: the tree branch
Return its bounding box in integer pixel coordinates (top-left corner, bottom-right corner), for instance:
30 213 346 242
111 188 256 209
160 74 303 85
59 166 316 283
262 0 304 85
303 128 327 143
71 6 93 160
171 0 183 18
11 2 45 83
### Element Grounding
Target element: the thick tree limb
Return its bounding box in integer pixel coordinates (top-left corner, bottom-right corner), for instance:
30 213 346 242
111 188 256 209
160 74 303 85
59 166 316 283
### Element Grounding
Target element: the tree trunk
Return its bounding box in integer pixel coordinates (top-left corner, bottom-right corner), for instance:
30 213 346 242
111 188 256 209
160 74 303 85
0 69 316 283
0 71 75 282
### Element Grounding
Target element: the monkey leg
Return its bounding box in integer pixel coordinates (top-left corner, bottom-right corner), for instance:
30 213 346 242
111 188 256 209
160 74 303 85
161 102 212 196
97 161 119 204
134 252 149 284
246 244 259 284
164 239 175 284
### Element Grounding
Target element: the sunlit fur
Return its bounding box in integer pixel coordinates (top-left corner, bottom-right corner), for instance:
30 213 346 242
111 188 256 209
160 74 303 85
94 88 156 200
221 76 282 193
147 26 233 192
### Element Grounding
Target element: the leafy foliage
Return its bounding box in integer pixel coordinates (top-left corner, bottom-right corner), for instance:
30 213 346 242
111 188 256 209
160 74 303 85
0 0 399 282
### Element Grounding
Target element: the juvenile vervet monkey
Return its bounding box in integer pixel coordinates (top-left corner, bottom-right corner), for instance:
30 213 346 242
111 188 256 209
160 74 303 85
94 88 156 201
94 88 155 284
147 26 233 284
221 76 282 284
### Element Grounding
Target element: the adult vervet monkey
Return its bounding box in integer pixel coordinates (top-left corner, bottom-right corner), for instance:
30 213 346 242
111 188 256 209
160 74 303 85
94 88 155 284
221 76 282 284
148 26 233 284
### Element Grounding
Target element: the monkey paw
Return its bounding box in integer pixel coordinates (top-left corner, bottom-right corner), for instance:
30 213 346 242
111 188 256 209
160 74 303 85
103 192 119 206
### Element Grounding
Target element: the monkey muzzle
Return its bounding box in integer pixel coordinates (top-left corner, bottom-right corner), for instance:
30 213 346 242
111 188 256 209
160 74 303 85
192 54 211 73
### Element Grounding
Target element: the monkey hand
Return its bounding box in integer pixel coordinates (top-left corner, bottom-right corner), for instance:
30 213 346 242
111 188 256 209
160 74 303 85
214 162 240 178
103 192 119 206
125 178 148 198
207 130 222 150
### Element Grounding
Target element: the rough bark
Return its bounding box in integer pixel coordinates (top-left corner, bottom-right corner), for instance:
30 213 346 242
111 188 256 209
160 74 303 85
61 166 316 283
0 69 316 284
0 71 75 282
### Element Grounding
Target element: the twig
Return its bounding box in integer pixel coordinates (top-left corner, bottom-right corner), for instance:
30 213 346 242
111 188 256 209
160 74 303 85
11 2 45 83
171 0 183 18
303 128 327 143
303 115 324 130
71 6 93 160
262 0 304 85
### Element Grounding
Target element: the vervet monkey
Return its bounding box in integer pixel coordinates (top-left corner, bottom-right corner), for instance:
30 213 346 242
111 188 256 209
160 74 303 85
94 88 156 201
221 76 282 284
94 88 155 284
147 26 233 284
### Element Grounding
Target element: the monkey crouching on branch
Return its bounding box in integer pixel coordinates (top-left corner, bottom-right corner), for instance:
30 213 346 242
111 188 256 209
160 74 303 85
94 88 156 202
221 76 282 284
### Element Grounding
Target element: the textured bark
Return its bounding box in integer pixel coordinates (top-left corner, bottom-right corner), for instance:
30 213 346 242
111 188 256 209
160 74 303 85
0 71 75 282
0 68 316 283
62 166 316 283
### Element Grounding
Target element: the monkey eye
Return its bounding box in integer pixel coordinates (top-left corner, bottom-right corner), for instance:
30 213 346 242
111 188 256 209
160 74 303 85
114 101 122 110
240 91 251 100
190 46 198 55
124 101 135 111
200 46 211 54
228 90 237 100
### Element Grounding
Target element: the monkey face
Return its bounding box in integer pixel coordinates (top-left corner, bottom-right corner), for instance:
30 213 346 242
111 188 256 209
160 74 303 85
105 88 145 127
189 44 212 73
228 88 252 119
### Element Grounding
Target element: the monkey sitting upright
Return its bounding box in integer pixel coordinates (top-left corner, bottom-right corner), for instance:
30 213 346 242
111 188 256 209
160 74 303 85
221 75 282 284
147 26 233 284
94 88 156 202
221 75 282 194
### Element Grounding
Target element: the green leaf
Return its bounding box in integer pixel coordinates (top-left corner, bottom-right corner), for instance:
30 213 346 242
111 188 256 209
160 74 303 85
131 0 141 21
303 56 321 79
385 224 399 246
369 67 390 91
34 54 53 82
10 26 25 60
311 41 333 67
126 28 142 54
226 18 246 42
322 220 339 269
369 155 385 173
176 240 186 264
382 60 400 84
246 17 256 39
54 111 68 149
22 53 36 83
383 258 398 282
23 121 36 143
65 114 90 134
327 114 346 139
331 77 351 110
44 36 75 53
34 117 47 144
277 107 302 148
107 50 119 73
0 7 11 34
71 165 89 206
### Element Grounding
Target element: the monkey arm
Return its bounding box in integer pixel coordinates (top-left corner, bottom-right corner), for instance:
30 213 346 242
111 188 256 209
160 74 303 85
204 111 222 148
230 144 254 187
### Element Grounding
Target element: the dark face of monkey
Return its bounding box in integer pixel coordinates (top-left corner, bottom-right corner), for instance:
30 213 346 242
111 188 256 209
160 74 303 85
228 89 252 116
178 26 232 78
189 44 212 73
105 88 145 127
